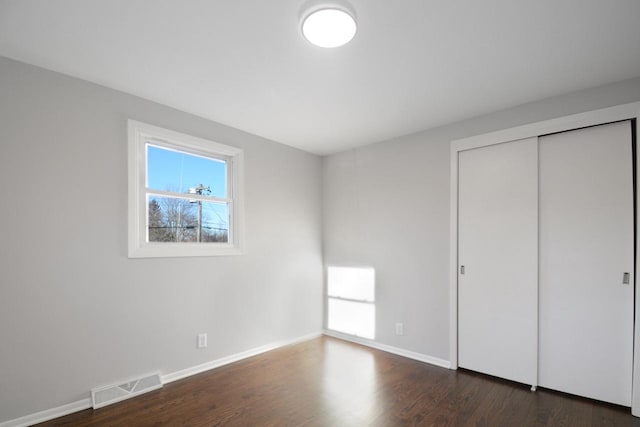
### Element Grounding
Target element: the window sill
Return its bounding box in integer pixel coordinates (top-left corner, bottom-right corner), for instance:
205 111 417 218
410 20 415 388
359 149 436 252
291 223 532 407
128 243 243 258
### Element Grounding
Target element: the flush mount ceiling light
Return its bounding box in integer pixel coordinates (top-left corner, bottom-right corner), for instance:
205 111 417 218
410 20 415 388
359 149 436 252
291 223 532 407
301 6 357 48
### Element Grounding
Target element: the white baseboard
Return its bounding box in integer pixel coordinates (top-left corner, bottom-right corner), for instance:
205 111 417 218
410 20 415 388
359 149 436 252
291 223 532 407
0 331 323 427
323 329 451 369
161 331 323 384
0 398 92 427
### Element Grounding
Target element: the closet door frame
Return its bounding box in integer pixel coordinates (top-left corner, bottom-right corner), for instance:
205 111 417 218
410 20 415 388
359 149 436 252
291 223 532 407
449 102 640 415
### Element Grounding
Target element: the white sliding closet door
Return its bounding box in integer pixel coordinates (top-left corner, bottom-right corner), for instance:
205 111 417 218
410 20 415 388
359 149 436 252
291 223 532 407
539 121 634 406
458 137 538 386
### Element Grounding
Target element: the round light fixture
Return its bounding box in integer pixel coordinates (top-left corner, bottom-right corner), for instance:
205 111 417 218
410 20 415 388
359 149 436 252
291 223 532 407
302 7 357 48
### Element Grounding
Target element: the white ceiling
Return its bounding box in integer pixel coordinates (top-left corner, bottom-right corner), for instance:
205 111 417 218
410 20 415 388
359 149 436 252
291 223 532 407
1 1 640 155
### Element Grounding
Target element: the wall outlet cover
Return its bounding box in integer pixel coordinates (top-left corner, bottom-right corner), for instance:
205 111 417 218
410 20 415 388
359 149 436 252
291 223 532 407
197 333 208 348
395 323 404 336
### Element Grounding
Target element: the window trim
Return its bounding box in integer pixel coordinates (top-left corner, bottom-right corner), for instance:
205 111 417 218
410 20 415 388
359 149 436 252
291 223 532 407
128 120 244 258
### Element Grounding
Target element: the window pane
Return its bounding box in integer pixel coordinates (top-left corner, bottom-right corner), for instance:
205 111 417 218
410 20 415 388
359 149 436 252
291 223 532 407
328 298 375 339
327 266 375 302
148 196 229 243
200 201 230 242
147 144 227 198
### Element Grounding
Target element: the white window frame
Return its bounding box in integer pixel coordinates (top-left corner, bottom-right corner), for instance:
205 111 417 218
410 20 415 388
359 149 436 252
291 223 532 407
128 120 244 258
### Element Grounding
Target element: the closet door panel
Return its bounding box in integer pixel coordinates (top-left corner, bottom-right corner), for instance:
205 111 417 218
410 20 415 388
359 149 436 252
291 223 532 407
458 137 538 386
539 121 634 406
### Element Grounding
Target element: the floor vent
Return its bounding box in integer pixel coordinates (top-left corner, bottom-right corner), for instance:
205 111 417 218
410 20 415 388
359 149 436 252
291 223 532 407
91 373 162 409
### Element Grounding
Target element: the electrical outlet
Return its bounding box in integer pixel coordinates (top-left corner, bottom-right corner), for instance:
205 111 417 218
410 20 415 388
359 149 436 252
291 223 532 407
197 333 208 349
395 322 404 336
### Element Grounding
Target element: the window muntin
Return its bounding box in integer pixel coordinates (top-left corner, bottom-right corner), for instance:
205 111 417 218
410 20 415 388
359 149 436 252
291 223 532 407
128 120 243 257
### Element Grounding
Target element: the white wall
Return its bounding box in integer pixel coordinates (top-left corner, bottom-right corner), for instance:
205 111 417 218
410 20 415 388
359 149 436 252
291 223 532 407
0 57 323 423
323 76 640 361
3 53 640 424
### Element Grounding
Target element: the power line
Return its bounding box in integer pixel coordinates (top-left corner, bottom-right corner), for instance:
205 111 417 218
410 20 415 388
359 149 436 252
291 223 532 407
149 226 228 232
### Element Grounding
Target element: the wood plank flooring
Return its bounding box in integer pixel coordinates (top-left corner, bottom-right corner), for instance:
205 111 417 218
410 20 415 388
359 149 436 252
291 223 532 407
37 336 640 426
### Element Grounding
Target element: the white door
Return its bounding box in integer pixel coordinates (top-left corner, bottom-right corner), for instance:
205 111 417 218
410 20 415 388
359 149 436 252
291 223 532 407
458 137 538 386
539 121 634 406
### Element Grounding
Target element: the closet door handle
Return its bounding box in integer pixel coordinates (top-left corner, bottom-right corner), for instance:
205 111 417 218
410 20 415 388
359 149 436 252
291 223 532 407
623 272 630 285
460 265 465 275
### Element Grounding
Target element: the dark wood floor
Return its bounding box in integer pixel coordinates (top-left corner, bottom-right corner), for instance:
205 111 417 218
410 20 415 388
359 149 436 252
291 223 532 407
38 336 640 426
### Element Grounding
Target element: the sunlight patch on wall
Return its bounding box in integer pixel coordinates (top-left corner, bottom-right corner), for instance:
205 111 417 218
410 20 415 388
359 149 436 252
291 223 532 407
327 266 375 339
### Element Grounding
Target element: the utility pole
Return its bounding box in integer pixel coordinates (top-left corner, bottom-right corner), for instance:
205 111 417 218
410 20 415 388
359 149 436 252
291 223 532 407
189 184 210 242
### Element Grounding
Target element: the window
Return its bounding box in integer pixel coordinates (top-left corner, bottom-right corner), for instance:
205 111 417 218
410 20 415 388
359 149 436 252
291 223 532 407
327 266 375 339
128 120 243 258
